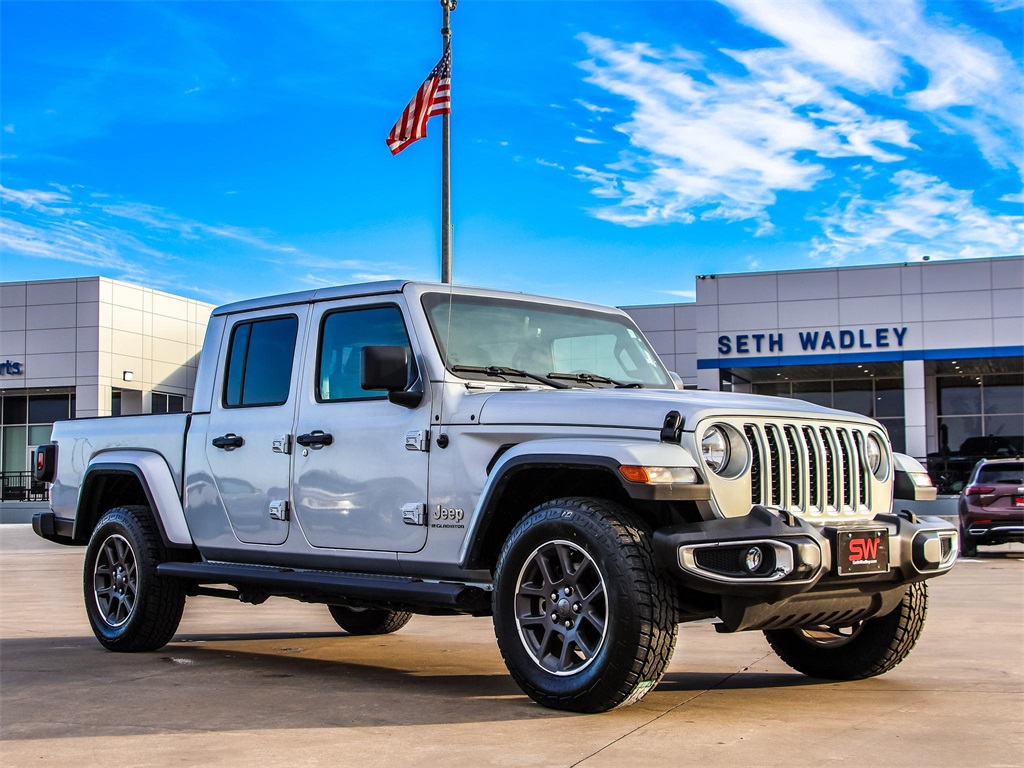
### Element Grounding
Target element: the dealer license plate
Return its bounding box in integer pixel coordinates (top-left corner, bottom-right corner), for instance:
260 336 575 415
836 529 889 576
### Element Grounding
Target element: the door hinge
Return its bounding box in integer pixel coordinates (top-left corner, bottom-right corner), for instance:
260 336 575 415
272 434 292 455
402 503 426 526
269 500 289 521
405 429 430 452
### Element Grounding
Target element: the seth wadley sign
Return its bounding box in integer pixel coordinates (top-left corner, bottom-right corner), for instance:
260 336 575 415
717 327 909 356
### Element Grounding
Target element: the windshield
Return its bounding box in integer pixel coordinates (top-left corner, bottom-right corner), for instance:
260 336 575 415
422 292 673 388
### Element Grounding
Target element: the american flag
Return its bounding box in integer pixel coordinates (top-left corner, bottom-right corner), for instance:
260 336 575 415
386 47 451 156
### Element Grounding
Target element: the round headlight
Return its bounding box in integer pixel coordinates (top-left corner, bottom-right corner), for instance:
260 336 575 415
702 426 731 474
866 434 883 476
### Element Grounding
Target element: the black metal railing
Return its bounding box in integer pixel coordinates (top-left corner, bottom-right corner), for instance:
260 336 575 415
1 471 49 502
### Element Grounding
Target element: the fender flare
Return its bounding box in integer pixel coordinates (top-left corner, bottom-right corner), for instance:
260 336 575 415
76 450 194 548
458 438 705 568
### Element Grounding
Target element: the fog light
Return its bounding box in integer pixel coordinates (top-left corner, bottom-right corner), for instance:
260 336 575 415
744 546 764 573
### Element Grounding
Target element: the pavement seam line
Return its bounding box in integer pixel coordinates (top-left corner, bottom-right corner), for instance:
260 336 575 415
570 651 775 768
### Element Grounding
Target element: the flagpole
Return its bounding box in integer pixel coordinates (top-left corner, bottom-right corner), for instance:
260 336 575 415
440 0 455 284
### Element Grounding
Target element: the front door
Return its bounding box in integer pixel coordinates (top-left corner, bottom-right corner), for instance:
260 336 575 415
205 308 307 545
291 299 430 552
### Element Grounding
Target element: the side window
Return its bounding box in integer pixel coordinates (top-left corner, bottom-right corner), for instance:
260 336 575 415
224 316 299 407
318 306 412 402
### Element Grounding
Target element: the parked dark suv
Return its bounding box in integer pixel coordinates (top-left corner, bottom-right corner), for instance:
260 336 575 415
958 458 1024 556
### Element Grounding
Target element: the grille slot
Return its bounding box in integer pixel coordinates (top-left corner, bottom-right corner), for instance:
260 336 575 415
785 426 801 510
837 430 854 508
745 424 762 506
765 426 782 507
820 428 837 510
741 421 873 518
802 426 819 510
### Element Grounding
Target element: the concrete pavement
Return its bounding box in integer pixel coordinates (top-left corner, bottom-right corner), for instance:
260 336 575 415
1 524 1021 768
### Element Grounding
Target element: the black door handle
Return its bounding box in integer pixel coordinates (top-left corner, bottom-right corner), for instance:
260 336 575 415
296 431 334 448
212 433 244 450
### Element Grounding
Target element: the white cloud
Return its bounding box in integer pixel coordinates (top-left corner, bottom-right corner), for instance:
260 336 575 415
662 289 696 300
1 183 312 296
575 98 613 114
721 0 1023 177
537 158 566 171
3 124 14 134
0 184 71 212
1000 192 1024 204
811 171 1024 263
573 34 914 228
720 0 902 90
98 200 299 254
574 136 604 145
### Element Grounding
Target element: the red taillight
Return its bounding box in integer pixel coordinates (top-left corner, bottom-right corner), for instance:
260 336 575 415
33 444 57 483
965 486 995 496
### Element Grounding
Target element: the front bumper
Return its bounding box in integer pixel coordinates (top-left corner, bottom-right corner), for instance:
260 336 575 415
653 505 957 631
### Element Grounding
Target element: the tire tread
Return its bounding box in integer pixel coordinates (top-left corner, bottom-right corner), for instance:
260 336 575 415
494 497 677 712
764 582 928 680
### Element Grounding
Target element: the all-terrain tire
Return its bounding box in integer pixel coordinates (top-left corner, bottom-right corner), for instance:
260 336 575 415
327 605 413 635
83 505 186 652
764 581 928 680
492 497 677 713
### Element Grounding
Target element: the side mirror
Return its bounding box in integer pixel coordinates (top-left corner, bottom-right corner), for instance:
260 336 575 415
360 346 423 408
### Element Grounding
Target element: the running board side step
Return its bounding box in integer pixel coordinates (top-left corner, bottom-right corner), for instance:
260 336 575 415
156 561 491 615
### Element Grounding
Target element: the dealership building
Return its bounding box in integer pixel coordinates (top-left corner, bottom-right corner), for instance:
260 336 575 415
623 255 1023 486
1 256 1021 507
0 277 213 504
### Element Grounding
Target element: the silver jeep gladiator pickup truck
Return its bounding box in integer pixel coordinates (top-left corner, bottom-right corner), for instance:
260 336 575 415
33 281 954 712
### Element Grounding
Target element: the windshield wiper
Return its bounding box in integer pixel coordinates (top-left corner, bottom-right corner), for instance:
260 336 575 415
548 371 643 389
451 365 570 389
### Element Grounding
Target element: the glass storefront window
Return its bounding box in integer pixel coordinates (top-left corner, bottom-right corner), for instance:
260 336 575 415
874 379 904 419
752 382 790 398
937 371 1024 457
2 396 27 424
28 395 71 424
1 392 74 475
833 380 873 416
2 426 27 473
939 376 982 416
792 381 831 407
937 416 983 454
152 393 185 414
27 425 52 445
983 374 1024 415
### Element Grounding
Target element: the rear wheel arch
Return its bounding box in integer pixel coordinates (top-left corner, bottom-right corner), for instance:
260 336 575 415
75 464 191 550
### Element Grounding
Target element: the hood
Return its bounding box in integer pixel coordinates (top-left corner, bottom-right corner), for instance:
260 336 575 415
476 387 879 432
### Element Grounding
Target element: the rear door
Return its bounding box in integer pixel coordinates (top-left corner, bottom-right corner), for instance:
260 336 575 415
204 308 308 545
291 298 430 552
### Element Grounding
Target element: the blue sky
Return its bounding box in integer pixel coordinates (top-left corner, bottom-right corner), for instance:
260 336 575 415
2 0 1022 308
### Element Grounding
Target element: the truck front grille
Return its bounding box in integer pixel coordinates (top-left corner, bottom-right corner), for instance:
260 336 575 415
744 421 873 516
